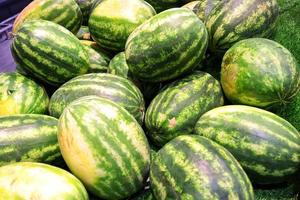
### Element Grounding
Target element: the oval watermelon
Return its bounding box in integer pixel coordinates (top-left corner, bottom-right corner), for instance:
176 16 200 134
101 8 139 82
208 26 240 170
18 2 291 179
0 72 49 116
13 0 82 34
0 114 61 166
89 0 156 51
0 162 88 199
150 135 254 199
221 38 300 108
145 71 224 146
125 8 208 82
205 0 279 52
11 20 89 86
49 73 145 124
58 96 150 199
194 105 300 184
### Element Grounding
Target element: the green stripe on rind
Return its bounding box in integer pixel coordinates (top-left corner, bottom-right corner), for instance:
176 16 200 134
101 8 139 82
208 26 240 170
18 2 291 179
13 0 82 34
58 96 150 199
205 0 279 52
0 72 49 115
145 71 224 146
108 52 130 78
125 8 208 82
11 20 89 86
49 73 145 124
89 0 156 51
150 135 254 200
194 105 300 184
0 114 61 166
0 162 88 199
220 38 300 108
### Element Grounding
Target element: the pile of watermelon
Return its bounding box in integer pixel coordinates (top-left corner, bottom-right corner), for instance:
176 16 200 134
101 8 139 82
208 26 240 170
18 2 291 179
0 0 299 199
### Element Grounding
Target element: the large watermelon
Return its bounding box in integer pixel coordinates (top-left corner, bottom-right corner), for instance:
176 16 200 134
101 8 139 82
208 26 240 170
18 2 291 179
194 105 300 184
49 73 145 124
145 71 224 146
0 72 48 115
13 0 82 34
205 0 279 53
0 114 61 166
58 96 150 199
125 8 208 82
89 0 156 51
11 20 89 86
0 162 88 199
150 135 254 199
221 38 300 108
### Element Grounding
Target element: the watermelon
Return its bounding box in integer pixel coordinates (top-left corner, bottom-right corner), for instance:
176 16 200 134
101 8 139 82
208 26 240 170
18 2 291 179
76 0 96 25
194 105 300 184
58 96 150 199
82 45 109 73
0 72 49 115
221 38 300 108
49 73 145 124
89 0 156 51
182 1 200 13
13 0 82 34
125 8 208 82
0 114 61 166
205 0 279 53
145 71 223 146
0 162 88 199
76 26 91 40
150 135 254 199
195 0 220 22
11 20 89 86
108 52 130 78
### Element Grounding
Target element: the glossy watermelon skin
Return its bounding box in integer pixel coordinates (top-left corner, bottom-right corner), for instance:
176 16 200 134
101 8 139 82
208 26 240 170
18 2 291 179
82 45 109 73
194 105 300 184
58 96 150 200
195 0 220 22
221 38 300 108
89 0 156 51
145 71 224 146
0 162 88 199
0 114 61 166
0 72 48 116
125 8 208 82
205 0 279 53
13 0 82 34
11 20 89 86
150 135 254 200
49 73 145 124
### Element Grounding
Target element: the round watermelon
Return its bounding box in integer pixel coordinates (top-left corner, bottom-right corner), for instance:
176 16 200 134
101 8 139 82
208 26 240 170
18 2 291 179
58 96 150 199
221 38 300 108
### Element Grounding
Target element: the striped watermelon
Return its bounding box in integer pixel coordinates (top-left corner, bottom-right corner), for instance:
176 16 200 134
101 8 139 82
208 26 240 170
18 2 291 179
194 105 300 184
145 71 224 146
89 0 156 51
0 72 49 116
108 52 130 78
150 135 254 199
195 0 220 22
13 0 82 34
58 96 150 199
221 38 300 108
125 8 208 82
11 20 89 86
0 162 88 199
205 0 279 53
49 73 145 124
182 1 200 13
0 114 61 166
82 45 109 73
